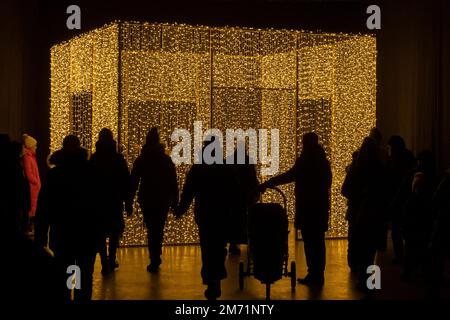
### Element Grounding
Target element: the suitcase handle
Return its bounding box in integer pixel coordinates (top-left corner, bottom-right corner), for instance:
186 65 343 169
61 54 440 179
261 186 287 211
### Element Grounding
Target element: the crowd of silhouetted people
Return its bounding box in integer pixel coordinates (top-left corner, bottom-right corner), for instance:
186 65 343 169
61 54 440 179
1 126 449 301
341 128 450 297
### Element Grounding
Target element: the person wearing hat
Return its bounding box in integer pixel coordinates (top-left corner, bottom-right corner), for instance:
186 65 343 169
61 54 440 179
22 134 41 230
127 127 178 273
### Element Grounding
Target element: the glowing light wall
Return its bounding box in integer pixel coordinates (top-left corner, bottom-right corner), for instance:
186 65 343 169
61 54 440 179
50 22 376 245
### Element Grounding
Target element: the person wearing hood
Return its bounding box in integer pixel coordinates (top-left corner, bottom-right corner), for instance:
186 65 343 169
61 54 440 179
127 127 178 273
89 128 131 275
174 134 239 300
347 137 386 291
35 135 98 301
259 132 332 287
22 134 41 231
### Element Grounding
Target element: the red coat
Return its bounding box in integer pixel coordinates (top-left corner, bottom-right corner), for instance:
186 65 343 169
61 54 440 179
23 148 41 217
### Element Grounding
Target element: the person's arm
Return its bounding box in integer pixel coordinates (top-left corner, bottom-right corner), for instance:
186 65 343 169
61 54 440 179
248 164 260 204
342 165 354 200
23 154 39 185
174 166 196 218
261 161 298 189
168 159 179 209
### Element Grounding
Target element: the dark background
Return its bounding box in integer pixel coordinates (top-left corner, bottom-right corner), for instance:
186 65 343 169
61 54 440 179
1 0 449 176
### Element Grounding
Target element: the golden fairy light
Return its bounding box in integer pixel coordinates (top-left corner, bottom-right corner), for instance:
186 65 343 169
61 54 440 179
50 21 376 246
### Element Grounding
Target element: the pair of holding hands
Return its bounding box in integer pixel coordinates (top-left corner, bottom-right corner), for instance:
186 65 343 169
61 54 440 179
125 201 184 220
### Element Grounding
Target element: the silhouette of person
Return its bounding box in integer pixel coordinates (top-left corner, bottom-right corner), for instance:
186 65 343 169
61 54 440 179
89 128 131 275
174 134 239 300
127 127 178 273
22 134 41 232
369 128 389 166
259 132 332 287
347 137 386 291
342 150 359 271
0 134 30 237
2 138 57 303
427 167 450 299
0 136 58 302
386 135 416 264
226 140 259 255
369 128 390 251
402 150 438 280
35 135 100 301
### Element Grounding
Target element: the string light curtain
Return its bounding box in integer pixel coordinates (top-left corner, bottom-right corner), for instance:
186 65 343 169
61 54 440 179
50 21 376 246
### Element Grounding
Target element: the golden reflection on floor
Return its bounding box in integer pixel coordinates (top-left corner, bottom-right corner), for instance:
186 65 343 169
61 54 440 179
92 231 450 300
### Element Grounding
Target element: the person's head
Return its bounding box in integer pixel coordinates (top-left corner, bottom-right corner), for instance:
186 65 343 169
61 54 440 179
369 127 382 145
145 127 159 147
302 132 319 150
61 135 87 163
357 137 379 169
387 135 406 156
96 128 116 153
98 128 113 142
62 134 81 151
22 134 37 152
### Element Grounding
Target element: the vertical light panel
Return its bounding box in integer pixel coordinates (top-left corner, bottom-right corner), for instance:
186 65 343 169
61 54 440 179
120 23 211 245
297 33 376 237
92 25 119 149
329 35 377 237
260 30 297 220
51 23 120 154
50 43 71 153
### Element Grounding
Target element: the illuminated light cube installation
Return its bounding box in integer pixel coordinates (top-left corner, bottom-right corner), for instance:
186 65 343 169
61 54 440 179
50 22 376 245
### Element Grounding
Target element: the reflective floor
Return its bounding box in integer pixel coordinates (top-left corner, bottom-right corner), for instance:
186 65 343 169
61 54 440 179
92 231 450 300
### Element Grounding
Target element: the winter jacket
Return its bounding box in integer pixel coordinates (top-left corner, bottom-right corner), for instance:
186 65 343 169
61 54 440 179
35 147 100 254
129 143 178 213
265 145 332 231
178 161 239 229
89 140 130 235
23 148 41 217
